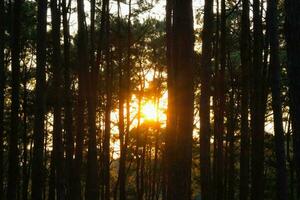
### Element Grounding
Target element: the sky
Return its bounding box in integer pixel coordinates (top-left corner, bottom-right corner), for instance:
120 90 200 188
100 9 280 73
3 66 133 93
64 0 204 35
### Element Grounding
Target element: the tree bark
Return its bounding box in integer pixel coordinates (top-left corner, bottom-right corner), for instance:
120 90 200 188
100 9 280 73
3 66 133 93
50 0 65 198
22 56 29 200
62 0 74 198
166 0 194 199
267 0 289 199
103 10 112 200
214 0 226 198
239 0 250 199
74 0 88 198
0 0 4 198
31 0 47 198
85 0 99 194
7 0 22 198
251 0 265 199
199 0 214 199
284 0 300 197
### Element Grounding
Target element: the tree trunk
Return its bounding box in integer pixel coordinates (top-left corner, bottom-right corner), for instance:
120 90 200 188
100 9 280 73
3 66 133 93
99 0 111 199
62 0 74 198
267 0 288 199
166 0 194 199
284 0 300 197
74 0 88 198
251 0 265 199
32 0 47 198
22 57 29 200
85 0 99 195
239 0 250 199
0 0 4 198
214 0 226 198
199 0 214 198
115 0 126 198
227 70 236 200
7 0 21 198
50 0 65 198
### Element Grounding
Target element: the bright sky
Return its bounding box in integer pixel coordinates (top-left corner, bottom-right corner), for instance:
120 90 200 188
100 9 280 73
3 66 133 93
64 0 204 35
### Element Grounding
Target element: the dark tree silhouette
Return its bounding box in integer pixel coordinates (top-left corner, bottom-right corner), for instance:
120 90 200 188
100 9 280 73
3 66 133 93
285 0 300 197
239 0 250 198
0 0 4 198
251 0 266 199
50 0 65 198
7 0 21 198
267 0 288 199
199 0 214 198
166 0 194 199
61 0 74 198
31 0 47 198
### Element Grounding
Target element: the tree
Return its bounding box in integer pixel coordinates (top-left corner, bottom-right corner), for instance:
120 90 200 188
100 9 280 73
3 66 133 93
85 0 99 196
213 0 226 198
50 0 65 198
62 0 74 198
7 0 22 198
199 0 214 199
166 0 194 199
0 0 4 198
251 0 266 199
74 0 88 198
31 0 47 198
239 0 250 198
101 0 112 199
118 1 132 199
284 0 300 197
267 0 288 199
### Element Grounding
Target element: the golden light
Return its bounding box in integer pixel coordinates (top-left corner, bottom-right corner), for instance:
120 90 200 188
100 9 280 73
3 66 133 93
142 101 157 121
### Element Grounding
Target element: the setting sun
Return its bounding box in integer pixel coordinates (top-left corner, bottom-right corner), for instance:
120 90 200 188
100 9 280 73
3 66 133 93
142 101 158 121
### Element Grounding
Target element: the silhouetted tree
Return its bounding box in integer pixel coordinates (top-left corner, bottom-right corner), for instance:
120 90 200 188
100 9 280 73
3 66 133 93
199 0 214 198
31 0 47 198
285 0 300 197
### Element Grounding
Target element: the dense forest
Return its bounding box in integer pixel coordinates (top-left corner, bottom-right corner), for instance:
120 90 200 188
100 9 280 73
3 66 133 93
0 0 300 199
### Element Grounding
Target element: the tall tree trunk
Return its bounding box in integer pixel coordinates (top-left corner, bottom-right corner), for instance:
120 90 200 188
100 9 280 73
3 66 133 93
0 0 4 198
251 0 265 199
31 0 47 198
115 0 126 198
22 58 29 200
104 12 112 200
7 0 21 198
97 0 111 198
199 0 214 198
212 0 219 193
267 0 288 199
74 0 88 197
284 0 300 197
136 75 143 200
227 67 236 200
165 0 174 199
239 0 250 199
166 0 194 199
62 0 74 198
85 0 99 194
119 1 132 199
48 150 56 200
287 119 295 199
50 0 65 198
214 0 226 198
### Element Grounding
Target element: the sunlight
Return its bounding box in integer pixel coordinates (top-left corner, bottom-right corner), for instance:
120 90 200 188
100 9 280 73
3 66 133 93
142 101 158 121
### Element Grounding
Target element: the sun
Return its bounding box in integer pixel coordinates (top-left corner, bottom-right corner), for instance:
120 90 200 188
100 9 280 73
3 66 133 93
142 101 157 121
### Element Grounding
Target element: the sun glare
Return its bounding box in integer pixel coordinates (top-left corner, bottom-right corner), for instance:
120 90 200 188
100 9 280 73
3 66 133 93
142 102 158 121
